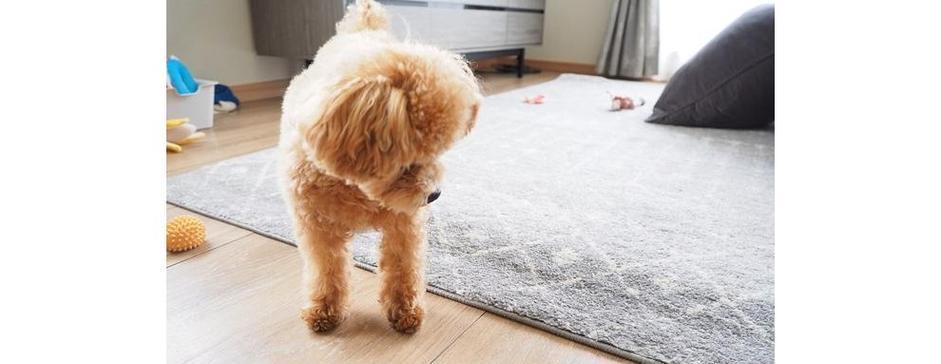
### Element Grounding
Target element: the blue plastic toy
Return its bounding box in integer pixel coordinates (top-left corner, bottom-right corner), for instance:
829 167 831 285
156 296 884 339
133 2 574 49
214 84 240 107
167 56 198 95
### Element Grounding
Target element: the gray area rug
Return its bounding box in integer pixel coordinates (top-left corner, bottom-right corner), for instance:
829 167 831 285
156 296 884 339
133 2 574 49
167 74 774 363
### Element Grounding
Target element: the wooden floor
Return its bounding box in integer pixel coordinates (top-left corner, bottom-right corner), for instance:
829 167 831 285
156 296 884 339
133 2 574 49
167 71 630 364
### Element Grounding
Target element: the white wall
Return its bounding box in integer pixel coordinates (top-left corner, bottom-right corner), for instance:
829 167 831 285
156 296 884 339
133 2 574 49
525 0 615 65
167 0 302 85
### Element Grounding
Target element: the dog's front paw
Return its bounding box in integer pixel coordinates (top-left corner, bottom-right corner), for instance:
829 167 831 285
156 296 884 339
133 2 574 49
386 304 424 334
301 304 347 333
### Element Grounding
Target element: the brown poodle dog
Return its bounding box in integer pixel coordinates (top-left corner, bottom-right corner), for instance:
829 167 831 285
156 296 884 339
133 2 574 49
278 0 482 334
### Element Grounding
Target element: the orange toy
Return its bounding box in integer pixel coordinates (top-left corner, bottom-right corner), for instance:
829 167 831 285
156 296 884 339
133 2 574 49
166 215 206 252
523 94 545 104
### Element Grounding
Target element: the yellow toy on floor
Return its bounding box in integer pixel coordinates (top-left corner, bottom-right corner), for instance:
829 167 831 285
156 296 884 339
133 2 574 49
167 117 206 152
167 215 206 252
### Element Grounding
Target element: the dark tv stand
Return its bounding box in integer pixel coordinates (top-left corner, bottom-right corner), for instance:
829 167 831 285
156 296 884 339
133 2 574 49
463 48 526 78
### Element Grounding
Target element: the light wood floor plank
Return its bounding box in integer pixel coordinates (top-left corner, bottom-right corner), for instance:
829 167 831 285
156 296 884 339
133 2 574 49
476 70 560 96
168 233 484 364
165 205 252 267
432 312 631 364
167 98 283 176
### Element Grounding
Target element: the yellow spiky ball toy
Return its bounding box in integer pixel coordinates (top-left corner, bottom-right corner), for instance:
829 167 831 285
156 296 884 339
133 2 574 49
167 215 206 252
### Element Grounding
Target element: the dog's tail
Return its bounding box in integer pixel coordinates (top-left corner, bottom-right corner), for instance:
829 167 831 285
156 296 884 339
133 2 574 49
336 0 389 34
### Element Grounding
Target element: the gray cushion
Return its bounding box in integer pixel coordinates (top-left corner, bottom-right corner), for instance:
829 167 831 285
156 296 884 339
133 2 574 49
646 4 774 128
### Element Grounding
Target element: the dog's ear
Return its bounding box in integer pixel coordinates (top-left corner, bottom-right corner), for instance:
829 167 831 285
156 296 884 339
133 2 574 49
306 77 414 183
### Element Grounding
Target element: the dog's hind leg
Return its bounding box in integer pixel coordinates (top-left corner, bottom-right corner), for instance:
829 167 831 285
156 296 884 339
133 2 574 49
377 213 427 333
297 224 353 332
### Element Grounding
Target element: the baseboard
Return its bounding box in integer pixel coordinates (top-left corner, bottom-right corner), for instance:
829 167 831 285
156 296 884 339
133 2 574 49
231 79 291 103
473 58 598 75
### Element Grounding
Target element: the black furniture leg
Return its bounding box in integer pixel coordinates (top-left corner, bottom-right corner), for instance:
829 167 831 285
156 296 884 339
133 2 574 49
462 48 528 77
516 48 525 78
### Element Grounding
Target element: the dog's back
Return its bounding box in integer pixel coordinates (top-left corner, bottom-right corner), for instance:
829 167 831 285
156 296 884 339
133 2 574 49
278 1 396 206
279 0 393 157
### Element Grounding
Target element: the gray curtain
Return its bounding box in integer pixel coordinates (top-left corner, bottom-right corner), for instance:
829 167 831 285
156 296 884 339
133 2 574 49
596 0 659 79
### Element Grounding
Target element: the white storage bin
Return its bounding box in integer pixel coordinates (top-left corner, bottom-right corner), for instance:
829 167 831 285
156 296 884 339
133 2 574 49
167 79 218 130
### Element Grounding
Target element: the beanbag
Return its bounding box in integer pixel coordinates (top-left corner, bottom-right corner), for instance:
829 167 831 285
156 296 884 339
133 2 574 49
646 4 774 128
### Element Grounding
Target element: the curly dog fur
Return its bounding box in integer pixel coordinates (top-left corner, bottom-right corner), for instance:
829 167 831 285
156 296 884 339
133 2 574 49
278 0 482 334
